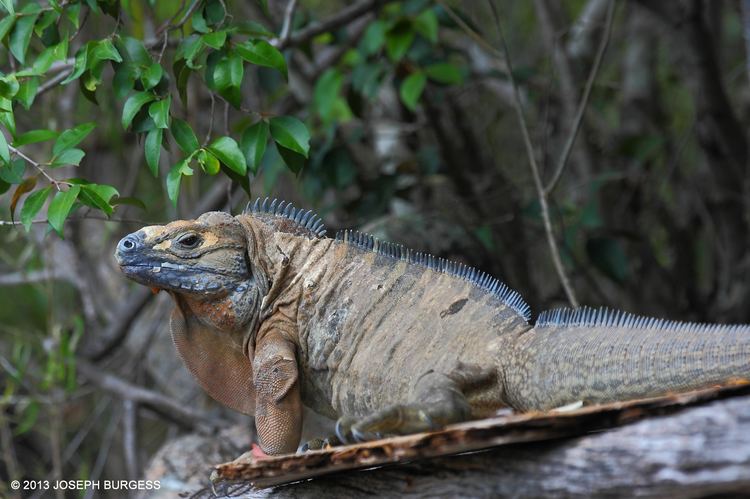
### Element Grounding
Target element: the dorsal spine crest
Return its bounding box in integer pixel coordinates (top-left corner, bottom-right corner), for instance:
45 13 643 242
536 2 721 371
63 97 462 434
244 197 327 238
335 229 531 322
536 306 748 334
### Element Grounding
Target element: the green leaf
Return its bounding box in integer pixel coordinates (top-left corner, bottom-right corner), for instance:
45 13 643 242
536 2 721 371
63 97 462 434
9 10 40 64
202 30 226 49
145 128 162 176
14 129 57 146
170 118 199 154
14 401 39 436
414 9 438 43
360 20 385 55
205 0 226 25
48 184 80 236
276 143 305 174
148 97 170 129
53 122 95 155
0 74 20 99
176 35 204 68
91 39 122 63
166 158 193 206
424 62 464 85
207 136 246 175
385 20 415 61
197 149 220 175
0 158 25 183
191 7 209 33
269 116 310 157
20 186 51 230
51 148 85 167
78 184 113 215
235 40 287 79
313 68 343 122
399 72 426 111
0 130 8 163
31 40 68 74
121 92 155 129
0 0 14 15
235 20 273 37
173 59 191 105
116 36 152 65
241 121 268 174
111 196 146 210
61 45 88 84
80 182 118 203
141 63 163 89
0 15 16 43
17 76 39 110
113 62 138 99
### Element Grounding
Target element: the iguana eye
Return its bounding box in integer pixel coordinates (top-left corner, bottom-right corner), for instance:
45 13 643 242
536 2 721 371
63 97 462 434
176 233 201 249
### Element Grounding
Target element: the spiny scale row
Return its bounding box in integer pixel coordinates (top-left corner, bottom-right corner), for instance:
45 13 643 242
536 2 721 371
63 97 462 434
335 229 531 322
537 306 749 333
245 197 327 237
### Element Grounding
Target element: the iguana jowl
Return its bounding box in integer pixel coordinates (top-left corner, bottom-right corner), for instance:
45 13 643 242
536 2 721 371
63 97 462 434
115 199 750 455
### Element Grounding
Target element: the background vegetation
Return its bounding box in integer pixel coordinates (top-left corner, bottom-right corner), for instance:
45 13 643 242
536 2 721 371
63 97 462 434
0 0 749 496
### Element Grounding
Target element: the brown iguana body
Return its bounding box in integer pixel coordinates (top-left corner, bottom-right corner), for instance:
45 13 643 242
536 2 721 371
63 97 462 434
115 199 750 455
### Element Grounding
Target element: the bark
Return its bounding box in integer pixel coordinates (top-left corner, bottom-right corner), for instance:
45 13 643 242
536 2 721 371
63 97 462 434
147 389 750 498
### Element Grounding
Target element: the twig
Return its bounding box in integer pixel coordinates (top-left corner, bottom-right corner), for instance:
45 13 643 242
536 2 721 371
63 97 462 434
205 93 216 145
279 0 299 46
123 399 139 479
0 215 148 226
544 0 615 196
83 406 120 499
155 0 201 37
435 0 505 60
8 145 67 191
277 0 383 49
485 0 579 308
743 0 750 83
77 359 225 430
223 100 230 136
36 70 72 96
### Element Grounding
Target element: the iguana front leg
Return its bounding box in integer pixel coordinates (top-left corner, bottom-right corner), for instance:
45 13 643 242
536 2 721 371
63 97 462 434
252 327 302 454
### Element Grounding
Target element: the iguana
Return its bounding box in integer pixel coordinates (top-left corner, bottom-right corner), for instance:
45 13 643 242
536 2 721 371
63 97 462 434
115 198 750 455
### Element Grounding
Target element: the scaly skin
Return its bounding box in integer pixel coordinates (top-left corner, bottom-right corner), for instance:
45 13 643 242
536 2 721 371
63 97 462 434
115 204 750 455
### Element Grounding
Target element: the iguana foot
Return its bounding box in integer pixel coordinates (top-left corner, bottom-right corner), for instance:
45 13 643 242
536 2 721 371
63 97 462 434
297 435 343 452
335 404 438 443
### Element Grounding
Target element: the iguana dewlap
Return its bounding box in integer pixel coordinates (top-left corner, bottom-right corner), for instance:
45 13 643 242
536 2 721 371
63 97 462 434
115 199 750 455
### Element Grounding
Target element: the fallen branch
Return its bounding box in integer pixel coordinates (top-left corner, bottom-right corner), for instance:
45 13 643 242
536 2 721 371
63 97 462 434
76 360 226 431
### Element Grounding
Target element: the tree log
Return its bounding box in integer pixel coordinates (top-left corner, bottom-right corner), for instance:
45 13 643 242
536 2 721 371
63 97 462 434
143 389 750 498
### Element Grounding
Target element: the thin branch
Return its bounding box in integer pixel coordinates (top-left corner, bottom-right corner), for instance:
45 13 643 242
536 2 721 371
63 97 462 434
0 215 148 226
77 360 226 430
8 145 67 190
123 399 139 480
155 0 201 37
277 0 383 49
279 0 299 46
435 0 505 60
205 93 216 145
544 0 615 196
36 70 72 96
485 0 579 308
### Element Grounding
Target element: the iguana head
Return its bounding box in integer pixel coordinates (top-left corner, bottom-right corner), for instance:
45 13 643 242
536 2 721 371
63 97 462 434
115 211 263 333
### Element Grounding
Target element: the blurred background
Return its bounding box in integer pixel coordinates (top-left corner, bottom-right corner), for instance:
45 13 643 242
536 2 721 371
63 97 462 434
0 0 749 496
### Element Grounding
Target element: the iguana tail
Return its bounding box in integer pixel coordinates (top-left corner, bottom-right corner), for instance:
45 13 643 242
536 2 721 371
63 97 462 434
501 307 750 411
